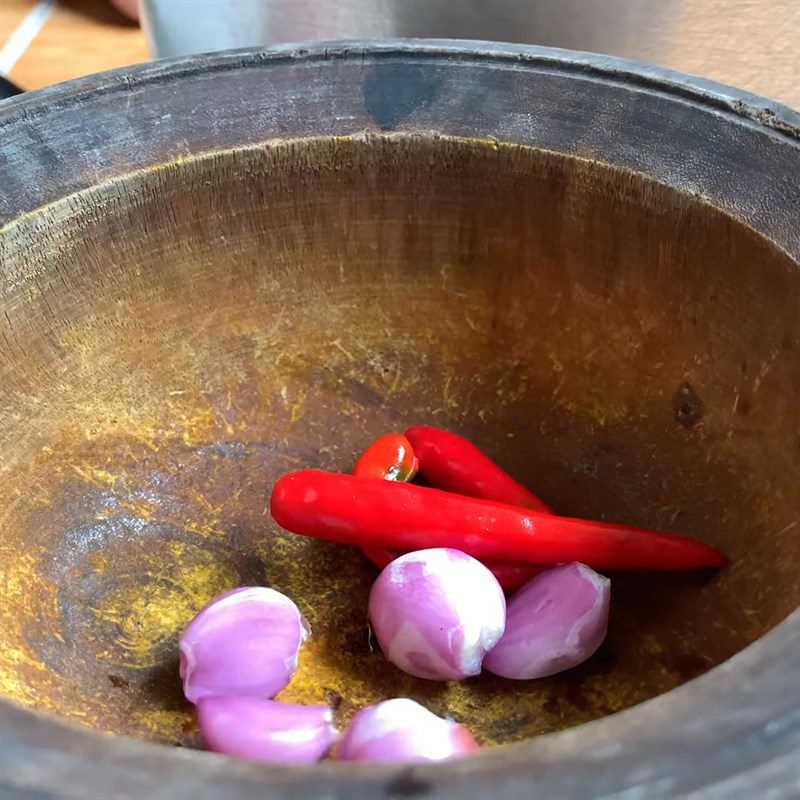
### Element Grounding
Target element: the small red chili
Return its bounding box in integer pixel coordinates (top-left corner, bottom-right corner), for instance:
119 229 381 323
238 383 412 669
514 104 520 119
353 434 419 482
353 435 415 577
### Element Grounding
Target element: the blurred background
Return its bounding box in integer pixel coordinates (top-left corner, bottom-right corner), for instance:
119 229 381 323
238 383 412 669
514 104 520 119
0 0 798 108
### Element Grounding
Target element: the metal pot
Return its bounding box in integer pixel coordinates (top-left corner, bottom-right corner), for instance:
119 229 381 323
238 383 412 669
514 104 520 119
0 41 798 800
141 0 671 58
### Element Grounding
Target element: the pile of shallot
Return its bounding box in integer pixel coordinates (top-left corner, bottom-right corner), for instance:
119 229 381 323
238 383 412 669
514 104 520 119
179 553 609 764
369 550 609 682
179 585 479 763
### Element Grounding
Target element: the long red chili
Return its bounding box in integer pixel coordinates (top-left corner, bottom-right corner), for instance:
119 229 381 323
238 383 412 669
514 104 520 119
405 425 551 513
271 470 726 571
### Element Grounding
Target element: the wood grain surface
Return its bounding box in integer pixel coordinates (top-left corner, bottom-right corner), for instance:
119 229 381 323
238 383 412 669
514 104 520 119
1 0 798 108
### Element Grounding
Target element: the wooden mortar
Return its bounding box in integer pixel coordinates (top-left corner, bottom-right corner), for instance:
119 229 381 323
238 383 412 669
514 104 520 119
0 41 798 799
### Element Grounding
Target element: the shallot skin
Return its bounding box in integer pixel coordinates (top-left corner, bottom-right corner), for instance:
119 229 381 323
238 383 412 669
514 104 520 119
368 548 505 681
336 698 480 762
483 562 610 680
198 696 338 763
180 586 309 704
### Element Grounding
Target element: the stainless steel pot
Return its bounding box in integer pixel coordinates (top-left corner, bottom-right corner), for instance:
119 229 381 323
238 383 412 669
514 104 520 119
141 0 675 58
139 0 799 110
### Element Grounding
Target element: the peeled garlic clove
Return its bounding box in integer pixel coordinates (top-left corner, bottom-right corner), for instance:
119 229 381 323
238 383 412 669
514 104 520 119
368 548 505 680
483 562 610 680
180 586 308 704
336 698 479 762
198 696 338 763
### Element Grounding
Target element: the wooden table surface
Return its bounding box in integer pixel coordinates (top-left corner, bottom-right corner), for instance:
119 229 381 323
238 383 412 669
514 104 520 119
1 0 798 108
1 0 147 89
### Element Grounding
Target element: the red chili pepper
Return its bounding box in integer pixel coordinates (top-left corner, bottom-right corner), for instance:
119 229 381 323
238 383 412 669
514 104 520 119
360 546 394 569
405 425 551 513
353 435 540 590
404 425 550 588
353 435 415 576
271 470 726 571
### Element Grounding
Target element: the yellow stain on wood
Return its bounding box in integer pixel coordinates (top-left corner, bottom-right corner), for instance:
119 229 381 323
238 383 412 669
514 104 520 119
91 560 238 669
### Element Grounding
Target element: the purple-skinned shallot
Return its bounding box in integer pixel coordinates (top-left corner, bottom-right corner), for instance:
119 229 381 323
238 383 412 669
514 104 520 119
336 698 479 762
198 696 337 763
180 586 309 704
368 548 505 680
483 562 610 679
